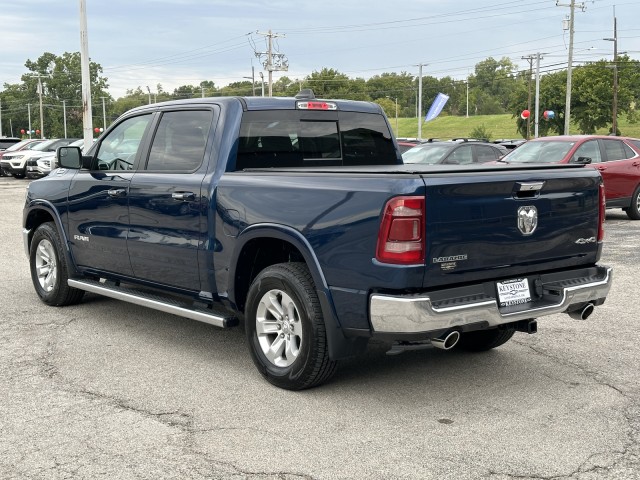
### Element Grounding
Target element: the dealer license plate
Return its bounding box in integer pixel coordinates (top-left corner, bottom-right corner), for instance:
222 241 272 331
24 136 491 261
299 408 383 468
496 278 531 307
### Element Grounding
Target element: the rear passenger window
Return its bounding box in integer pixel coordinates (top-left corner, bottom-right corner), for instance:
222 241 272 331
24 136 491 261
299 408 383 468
475 145 499 162
602 139 635 162
573 140 601 163
146 110 212 171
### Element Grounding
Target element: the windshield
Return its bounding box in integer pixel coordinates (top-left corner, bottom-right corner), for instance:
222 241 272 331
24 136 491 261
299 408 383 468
32 140 58 152
402 144 452 164
501 140 575 164
5 139 36 152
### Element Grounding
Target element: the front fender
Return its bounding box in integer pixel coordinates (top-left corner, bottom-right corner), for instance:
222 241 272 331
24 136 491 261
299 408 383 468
23 200 80 278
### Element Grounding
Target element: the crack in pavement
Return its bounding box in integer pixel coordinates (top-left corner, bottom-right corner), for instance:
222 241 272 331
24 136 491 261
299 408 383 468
508 339 640 479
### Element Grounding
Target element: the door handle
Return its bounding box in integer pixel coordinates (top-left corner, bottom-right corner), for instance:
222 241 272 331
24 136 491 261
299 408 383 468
107 188 127 197
172 192 196 201
596 166 607 171
632 161 640 167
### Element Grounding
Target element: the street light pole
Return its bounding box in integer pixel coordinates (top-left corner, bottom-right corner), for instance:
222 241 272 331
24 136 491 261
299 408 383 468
243 66 256 96
387 96 399 135
417 63 428 140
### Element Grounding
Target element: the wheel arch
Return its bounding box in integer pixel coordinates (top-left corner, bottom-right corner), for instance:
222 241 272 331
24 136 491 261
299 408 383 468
229 224 365 361
230 224 329 313
24 201 80 277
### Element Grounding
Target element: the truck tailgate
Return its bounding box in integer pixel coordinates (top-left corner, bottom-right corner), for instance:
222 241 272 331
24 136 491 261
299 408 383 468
420 168 602 289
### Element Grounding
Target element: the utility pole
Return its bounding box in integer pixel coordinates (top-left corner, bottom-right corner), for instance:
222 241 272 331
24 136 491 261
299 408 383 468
100 96 107 131
259 72 265 97
27 104 32 138
63 100 68 138
557 0 586 135
0 98 3 137
604 9 618 135
79 0 93 150
534 53 542 138
522 55 534 139
146 86 151 105
255 30 288 97
37 76 44 138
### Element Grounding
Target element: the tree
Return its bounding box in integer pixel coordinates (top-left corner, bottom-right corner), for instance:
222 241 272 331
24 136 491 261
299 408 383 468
366 72 415 116
469 57 517 114
303 68 359 99
1 52 110 138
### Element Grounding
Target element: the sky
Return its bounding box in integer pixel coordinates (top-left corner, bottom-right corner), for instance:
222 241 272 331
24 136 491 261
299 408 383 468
2 0 640 100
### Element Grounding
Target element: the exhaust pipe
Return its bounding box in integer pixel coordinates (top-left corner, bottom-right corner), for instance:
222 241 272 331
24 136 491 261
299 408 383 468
430 330 461 350
569 303 595 320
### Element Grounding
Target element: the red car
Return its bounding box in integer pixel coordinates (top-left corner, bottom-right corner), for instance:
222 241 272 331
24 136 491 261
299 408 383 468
499 135 640 220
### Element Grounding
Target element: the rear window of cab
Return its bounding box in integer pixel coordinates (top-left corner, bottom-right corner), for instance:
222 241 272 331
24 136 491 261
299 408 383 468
235 110 397 170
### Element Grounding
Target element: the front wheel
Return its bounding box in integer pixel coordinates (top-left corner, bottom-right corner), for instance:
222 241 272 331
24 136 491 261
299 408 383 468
457 327 515 352
29 222 84 306
245 263 337 390
625 185 640 220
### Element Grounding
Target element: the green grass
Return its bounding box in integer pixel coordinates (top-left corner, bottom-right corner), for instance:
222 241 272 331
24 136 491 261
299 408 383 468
391 114 640 140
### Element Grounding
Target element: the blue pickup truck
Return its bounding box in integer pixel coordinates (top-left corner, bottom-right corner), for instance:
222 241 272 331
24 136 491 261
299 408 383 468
23 91 612 390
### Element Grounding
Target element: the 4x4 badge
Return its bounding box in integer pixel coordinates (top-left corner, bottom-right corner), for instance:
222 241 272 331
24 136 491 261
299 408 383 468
518 206 538 235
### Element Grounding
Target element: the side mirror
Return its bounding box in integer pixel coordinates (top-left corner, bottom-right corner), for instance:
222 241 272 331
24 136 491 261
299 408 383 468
573 156 592 165
58 146 92 169
57 146 81 169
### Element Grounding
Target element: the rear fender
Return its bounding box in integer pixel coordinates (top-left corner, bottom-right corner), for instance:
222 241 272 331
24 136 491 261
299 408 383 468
231 223 366 360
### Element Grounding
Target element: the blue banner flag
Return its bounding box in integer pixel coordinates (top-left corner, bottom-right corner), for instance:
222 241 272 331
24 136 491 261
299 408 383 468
425 93 450 122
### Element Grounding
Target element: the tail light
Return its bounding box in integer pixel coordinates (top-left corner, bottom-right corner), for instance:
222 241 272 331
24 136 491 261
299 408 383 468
598 182 605 242
376 196 425 264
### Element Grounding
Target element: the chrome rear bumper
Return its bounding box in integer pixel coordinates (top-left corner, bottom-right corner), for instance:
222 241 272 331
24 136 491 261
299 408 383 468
370 266 613 334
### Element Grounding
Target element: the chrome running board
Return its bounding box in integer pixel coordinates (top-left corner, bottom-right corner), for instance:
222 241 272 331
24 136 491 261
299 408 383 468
68 279 238 328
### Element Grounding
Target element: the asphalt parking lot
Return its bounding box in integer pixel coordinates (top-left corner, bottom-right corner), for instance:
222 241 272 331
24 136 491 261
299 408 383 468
1 176 638 480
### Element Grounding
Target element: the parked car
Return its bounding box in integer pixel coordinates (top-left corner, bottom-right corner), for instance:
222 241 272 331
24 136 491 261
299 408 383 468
498 135 640 219
402 139 507 165
1 138 79 178
494 139 526 150
0 137 21 151
33 139 86 176
395 137 441 153
0 139 45 177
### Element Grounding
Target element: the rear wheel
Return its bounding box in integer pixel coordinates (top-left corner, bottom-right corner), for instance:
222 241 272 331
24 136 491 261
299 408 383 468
30 222 84 306
625 185 640 220
457 327 515 352
245 262 337 390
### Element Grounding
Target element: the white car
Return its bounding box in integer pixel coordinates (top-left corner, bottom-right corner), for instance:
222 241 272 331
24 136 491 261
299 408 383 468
35 139 86 176
1 138 79 178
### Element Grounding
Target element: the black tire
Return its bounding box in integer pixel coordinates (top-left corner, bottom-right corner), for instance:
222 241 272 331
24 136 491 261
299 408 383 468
625 185 640 220
245 262 337 390
29 222 85 306
457 327 515 352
